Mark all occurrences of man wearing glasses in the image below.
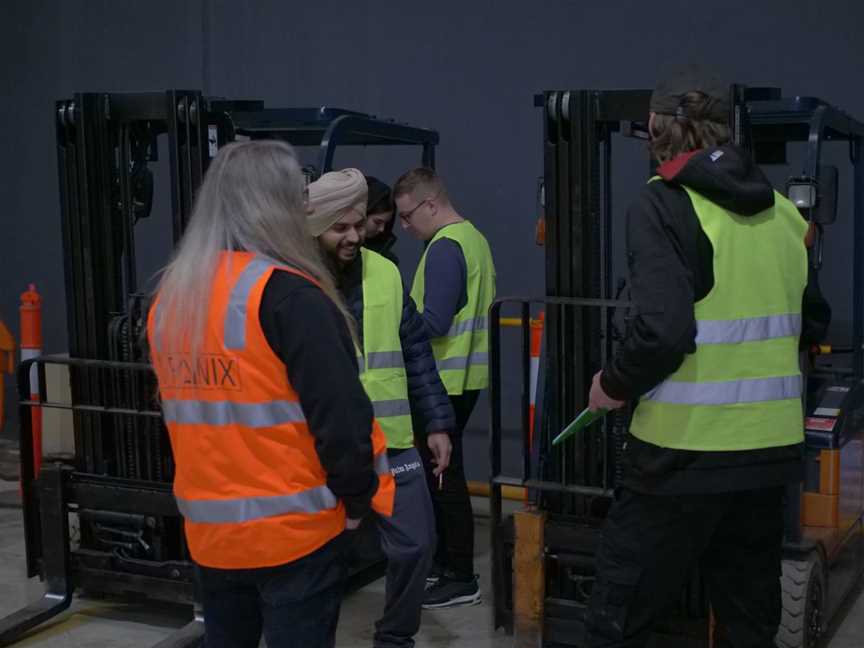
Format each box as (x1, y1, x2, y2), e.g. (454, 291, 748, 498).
(393, 168, 496, 609)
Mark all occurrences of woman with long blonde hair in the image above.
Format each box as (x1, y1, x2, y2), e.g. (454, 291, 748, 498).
(147, 140, 393, 648)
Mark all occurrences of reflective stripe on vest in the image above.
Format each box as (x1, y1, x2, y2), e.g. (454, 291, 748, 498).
(436, 351, 489, 372)
(695, 313, 801, 345)
(161, 399, 306, 427)
(374, 451, 391, 475)
(643, 375, 802, 406)
(448, 316, 488, 337)
(358, 350, 405, 374)
(178, 485, 338, 523)
(224, 257, 277, 350)
(178, 450, 391, 524)
(373, 399, 412, 418)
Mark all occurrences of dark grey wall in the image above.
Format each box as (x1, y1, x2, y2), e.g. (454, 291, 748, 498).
(3, 1, 864, 466)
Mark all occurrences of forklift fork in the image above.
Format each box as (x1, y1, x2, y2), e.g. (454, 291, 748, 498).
(0, 464, 73, 646)
(0, 461, 205, 648)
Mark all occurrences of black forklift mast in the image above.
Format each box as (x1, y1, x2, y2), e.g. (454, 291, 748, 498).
(0, 90, 438, 648)
(491, 89, 655, 644)
(490, 88, 864, 646)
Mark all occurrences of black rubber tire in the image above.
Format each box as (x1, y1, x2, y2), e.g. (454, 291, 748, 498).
(776, 556, 826, 648)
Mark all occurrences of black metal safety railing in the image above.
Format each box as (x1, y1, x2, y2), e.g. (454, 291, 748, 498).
(15, 355, 179, 578)
(489, 296, 632, 509)
(488, 296, 633, 635)
(0, 355, 197, 647)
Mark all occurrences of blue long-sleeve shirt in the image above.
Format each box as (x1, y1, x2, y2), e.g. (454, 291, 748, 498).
(418, 238, 467, 338)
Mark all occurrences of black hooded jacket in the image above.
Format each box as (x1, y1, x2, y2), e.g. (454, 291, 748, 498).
(364, 176, 400, 265)
(603, 145, 831, 495)
(364, 230, 399, 266)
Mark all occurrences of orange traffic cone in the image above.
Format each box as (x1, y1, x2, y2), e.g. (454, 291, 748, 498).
(528, 312, 544, 445)
(20, 285, 42, 475)
(0, 320, 14, 434)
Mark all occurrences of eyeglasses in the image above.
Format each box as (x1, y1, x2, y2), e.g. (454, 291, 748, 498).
(399, 193, 438, 221)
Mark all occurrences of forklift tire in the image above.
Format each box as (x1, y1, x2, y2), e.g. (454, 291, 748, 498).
(775, 556, 825, 648)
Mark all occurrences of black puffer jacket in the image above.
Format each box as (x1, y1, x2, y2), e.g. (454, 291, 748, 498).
(339, 253, 456, 438)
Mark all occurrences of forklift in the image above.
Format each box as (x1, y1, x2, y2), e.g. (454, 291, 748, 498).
(0, 90, 438, 647)
(490, 87, 864, 647)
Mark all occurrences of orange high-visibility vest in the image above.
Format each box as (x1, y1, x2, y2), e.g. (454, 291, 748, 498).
(147, 251, 394, 569)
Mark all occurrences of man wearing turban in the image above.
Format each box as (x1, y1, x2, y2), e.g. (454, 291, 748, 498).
(308, 169, 456, 648)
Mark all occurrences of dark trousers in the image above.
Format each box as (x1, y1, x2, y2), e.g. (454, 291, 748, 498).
(196, 534, 347, 648)
(586, 487, 785, 648)
(417, 389, 480, 578)
(374, 448, 437, 648)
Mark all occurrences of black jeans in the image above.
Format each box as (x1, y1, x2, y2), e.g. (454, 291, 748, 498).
(586, 487, 785, 648)
(417, 389, 480, 578)
(196, 533, 348, 648)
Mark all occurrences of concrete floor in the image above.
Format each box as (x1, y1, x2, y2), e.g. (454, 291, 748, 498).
(0, 476, 862, 647)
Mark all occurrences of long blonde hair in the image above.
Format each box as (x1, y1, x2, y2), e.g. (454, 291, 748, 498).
(152, 140, 355, 354)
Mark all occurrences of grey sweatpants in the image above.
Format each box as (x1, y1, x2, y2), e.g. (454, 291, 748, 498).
(374, 447, 437, 648)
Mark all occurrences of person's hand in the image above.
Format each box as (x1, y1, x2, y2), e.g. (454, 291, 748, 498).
(588, 371, 625, 412)
(346, 517, 362, 530)
(427, 432, 452, 477)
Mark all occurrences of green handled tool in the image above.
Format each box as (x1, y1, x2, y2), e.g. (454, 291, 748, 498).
(552, 407, 608, 446)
